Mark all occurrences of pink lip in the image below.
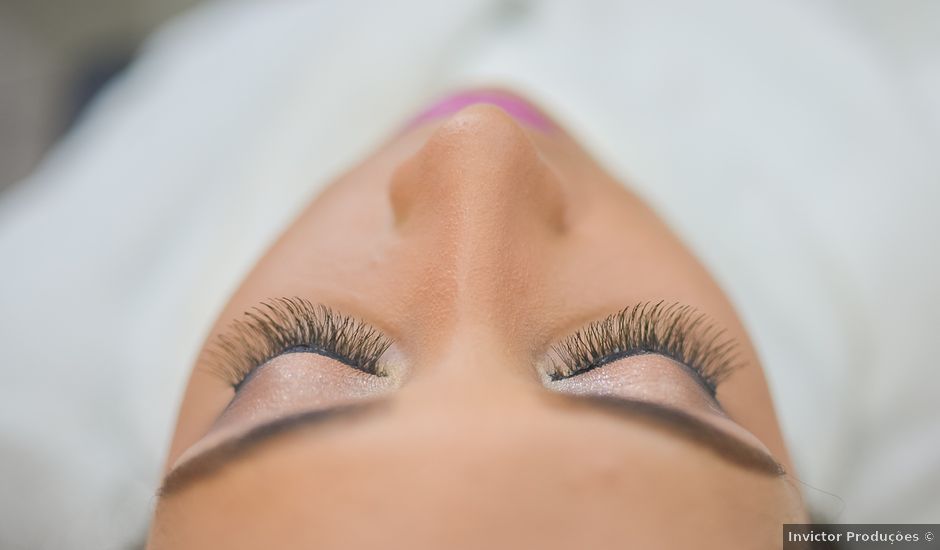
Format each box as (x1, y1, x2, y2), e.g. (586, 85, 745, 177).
(406, 89, 555, 131)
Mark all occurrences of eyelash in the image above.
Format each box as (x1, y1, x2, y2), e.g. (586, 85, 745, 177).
(206, 297, 393, 390)
(207, 298, 736, 397)
(546, 301, 738, 397)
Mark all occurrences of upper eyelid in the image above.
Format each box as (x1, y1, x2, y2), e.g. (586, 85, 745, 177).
(545, 301, 740, 397)
(202, 298, 393, 389)
(544, 350, 727, 413)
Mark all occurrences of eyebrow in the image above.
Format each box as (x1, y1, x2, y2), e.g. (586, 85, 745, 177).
(159, 393, 785, 497)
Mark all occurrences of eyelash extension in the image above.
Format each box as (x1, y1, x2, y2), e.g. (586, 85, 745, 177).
(546, 301, 739, 397)
(205, 297, 393, 390)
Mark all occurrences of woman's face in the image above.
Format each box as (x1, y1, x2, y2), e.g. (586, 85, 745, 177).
(149, 92, 804, 549)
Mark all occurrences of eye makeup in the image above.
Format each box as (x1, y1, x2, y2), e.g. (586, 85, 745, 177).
(543, 301, 739, 400)
(206, 297, 393, 391)
(208, 298, 737, 410)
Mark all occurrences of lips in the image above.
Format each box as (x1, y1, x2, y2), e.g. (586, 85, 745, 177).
(406, 89, 556, 131)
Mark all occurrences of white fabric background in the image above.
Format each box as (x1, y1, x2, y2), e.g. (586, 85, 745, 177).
(1, 0, 938, 547)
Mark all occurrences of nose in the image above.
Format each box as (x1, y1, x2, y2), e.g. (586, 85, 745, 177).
(391, 104, 567, 230)
(388, 104, 568, 368)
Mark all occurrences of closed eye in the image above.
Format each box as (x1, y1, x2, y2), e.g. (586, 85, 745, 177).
(203, 297, 393, 391)
(544, 301, 739, 400)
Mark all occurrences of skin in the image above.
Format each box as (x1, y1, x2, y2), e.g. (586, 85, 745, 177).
(148, 94, 806, 549)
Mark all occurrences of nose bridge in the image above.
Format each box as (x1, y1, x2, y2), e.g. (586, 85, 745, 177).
(399, 319, 545, 407)
(390, 105, 566, 337)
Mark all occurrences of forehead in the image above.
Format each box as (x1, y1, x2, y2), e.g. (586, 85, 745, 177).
(154, 404, 798, 549)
